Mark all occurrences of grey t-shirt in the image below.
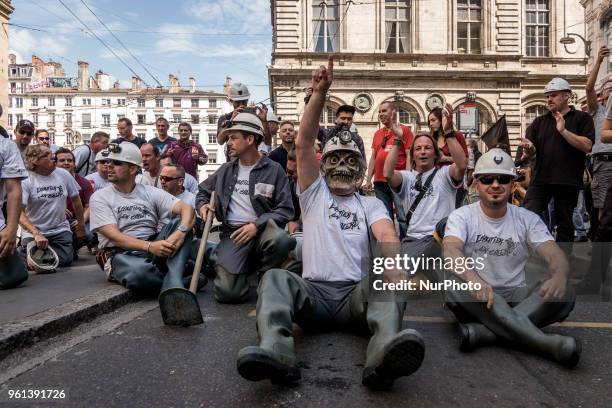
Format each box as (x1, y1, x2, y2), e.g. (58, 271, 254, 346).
(0, 137, 28, 230)
(90, 184, 178, 249)
(85, 172, 111, 191)
(226, 163, 258, 227)
(596, 99, 612, 154)
(21, 167, 80, 238)
(184, 173, 199, 194)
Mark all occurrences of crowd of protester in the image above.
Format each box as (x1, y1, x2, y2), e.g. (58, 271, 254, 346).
(2, 52, 612, 388)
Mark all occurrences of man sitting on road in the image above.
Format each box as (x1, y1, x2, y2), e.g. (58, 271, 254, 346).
(160, 157, 199, 194)
(89, 143, 196, 294)
(196, 112, 294, 304)
(86, 151, 112, 191)
(0, 136, 28, 289)
(384, 115, 466, 280)
(443, 148, 580, 367)
(236, 58, 425, 390)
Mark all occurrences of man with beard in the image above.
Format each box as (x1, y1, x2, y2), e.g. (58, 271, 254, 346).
(148, 117, 176, 155)
(196, 112, 294, 304)
(12, 119, 35, 161)
(520, 78, 594, 246)
(384, 112, 466, 280)
(268, 120, 295, 171)
(89, 143, 195, 294)
(236, 57, 425, 390)
(442, 148, 580, 367)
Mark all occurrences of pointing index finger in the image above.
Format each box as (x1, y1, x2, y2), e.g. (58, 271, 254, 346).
(327, 55, 334, 82)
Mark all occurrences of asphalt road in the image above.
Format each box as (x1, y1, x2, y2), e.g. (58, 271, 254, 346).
(1, 286, 611, 408)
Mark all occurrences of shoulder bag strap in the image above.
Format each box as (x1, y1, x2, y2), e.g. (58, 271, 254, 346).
(405, 168, 439, 228)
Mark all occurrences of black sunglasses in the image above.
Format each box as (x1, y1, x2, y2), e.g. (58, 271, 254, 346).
(19, 130, 34, 137)
(108, 159, 128, 166)
(477, 175, 514, 185)
(38, 137, 50, 141)
(97, 160, 110, 165)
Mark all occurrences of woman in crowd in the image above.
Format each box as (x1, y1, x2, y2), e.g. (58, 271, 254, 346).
(19, 145, 85, 269)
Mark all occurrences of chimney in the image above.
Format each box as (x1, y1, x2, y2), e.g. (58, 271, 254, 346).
(223, 76, 232, 95)
(169, 74, 180, 93)
(95, 70, 110, 91)
(77, 61, 89, 91)
(8, 54, 16, 64)
(131, 75, 141, 91)
(189, 77, 196, 93)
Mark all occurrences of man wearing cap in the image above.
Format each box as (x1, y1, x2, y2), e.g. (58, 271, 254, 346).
(13, 119, 35, 161)
(574, 47, 612, 294)
(268, 120, 295, 171)
(89, 142, 196, 294)
(443, 148, 580, 367)
(318, 104, 366, 160)
(73, 131, 110, 177)
(113, 118, 146, 148)
(236, 57, 425, 390)
(196, 112, 294, 304)
(0, 135, 29, 289)
(85, 150, 112, 191)
(520, 77, 594, 245)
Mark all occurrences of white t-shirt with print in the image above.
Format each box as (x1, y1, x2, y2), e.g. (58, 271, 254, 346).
(21, 167, 80, 238)
(85, 172, 111, 191)
(397, 166, 459, 239)
(90, 184, 178, 249)
(0, 137, 28, 231)
(445, 203, 553, 288)
(226, 163, 258, 227)
(299, 176, 390, 282)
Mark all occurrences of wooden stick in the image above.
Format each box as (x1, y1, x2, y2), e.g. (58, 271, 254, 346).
(189, 192, 215, 294)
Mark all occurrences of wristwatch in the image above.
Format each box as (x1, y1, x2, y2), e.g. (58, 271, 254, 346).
(177, 224, 190, 233)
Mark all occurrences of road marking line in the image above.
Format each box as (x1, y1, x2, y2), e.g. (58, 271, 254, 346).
(247, 310, 612, 329)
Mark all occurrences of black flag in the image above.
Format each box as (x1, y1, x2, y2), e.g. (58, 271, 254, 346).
(481, 115, 510, 154)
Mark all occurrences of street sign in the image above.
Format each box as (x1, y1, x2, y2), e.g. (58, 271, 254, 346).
(457, 105, 479, 133)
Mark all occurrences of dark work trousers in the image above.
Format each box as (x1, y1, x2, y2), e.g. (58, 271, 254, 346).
(523, 185, 579, 243)
(374, 181, 406, 240)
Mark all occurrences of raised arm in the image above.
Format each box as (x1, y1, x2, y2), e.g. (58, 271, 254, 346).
(586, 47, 609, 113)
(383, 116, 405, 189)
(296, 56, 334, 192)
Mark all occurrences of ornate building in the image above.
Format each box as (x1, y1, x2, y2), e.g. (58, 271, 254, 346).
(582, 0, 612, 86)
(268, 0, 588, 154)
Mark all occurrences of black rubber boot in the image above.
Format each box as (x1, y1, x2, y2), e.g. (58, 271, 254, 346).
(237, 346, 300, 385)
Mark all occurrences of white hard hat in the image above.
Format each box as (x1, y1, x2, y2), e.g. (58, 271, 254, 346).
(321, 134, 363, 162)
(218, 112, 264, 141)
(228, 82, 250, 102)
(266, 110, 280, 123)
(101, 142, 142, 167)
(26, 241, 59, 273)
(474, 148, 517, 178)
(544, 77, 571, 94)
(95, 150, 107, 162)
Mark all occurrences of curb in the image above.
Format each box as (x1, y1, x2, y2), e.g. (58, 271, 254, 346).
(0, 286, 136, 361)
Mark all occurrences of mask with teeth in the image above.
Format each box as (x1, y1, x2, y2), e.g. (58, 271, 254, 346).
(321, 151, 364, 194)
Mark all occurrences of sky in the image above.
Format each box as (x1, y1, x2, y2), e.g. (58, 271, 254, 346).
(8, 0, 273, 102)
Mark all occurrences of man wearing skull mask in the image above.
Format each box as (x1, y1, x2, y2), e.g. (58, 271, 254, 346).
(236, 57, 425, 390)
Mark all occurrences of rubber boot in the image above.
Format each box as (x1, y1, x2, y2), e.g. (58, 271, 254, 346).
(0, 251, 28, 290)
(160, 230, 193, 292)
(362, 301, 425, 390)
(458, 323, 498, 352)
(255, 219, 295, 276)
(237, 269, 305, 384)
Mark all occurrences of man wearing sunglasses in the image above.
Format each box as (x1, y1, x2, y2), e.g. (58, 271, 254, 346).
(13, 119, 35, 161)
(89, 142, 196, 294)
(196, 112, 294, 304)
(85, 151, 111, 191)
(160, 164, 195, 209)
(443, 148, 580, 367)
(35, 129, 59, 154)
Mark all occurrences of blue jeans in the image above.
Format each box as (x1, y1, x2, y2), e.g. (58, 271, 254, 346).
(374, 182, 406, 240)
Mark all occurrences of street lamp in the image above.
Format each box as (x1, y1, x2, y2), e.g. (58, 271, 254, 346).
(560, 33, 591, 57)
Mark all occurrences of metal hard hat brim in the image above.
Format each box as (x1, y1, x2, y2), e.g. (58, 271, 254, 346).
(218, 124, 264, 140)
(473, 168, 518, 178)
(104, 151, 142, 167)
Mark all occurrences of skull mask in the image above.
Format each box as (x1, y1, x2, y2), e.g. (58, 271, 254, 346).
(321, 151, 364, 194)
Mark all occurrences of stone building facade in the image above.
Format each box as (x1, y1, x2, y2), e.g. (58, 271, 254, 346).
(582, 0, 612, 86)
(268, 0, 589, 155)
(7, 56, 231, 179)
(0, 0, 13, 128)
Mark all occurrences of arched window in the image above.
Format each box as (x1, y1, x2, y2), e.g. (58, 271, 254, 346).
(396, 104, 419, 132)
(525, 105, 547, 127)
(320, 103, 338, 129)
